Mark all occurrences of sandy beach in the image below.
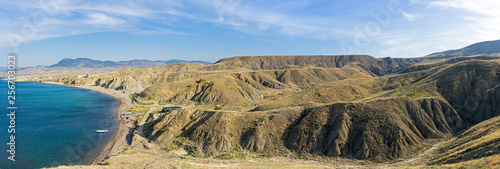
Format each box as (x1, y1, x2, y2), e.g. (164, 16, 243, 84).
(43, 82, 134, 165)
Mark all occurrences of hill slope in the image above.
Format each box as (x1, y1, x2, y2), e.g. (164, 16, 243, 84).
(51, 54, 500, 163)
(215, 55, 421, 76)
(425, 39, 500, 59)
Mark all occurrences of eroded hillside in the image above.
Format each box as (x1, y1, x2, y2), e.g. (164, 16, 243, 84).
(51, 55, 500, 167)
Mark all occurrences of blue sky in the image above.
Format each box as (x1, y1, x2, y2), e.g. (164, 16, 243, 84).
(1, 0, 499, 67)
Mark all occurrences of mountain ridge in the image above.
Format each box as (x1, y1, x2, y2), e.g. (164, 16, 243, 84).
(49, 58, 212, 68)
(425, 39, 500, 59)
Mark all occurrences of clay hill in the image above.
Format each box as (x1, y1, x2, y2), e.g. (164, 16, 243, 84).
(47, 40, 500, 168)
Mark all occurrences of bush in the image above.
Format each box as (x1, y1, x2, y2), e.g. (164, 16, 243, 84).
(485, 150, 494, 156)
(197, 79, 207, 83)
(185, 150, 197, 157)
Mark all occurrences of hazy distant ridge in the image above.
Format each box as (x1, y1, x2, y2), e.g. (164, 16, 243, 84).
(50, 58, 212, 68)
(425, 39, 500, 59)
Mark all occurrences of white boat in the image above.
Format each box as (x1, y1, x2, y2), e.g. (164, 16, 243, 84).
(96, 130, 108, 133)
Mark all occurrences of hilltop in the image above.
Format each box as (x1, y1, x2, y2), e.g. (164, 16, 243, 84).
(425, 39, 500, 59)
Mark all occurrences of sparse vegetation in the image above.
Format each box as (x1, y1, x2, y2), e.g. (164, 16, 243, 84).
(204, 152, 215, 158)
(259, 151, 272, 158)
(138, 102, 155, 105)
(118, 151, 137, 155)
(403, 89, 434, 98)
(164, 145, 179, 152)
(214, 149, 246, 159)
(185, 150, 198, 157)
(129, 106, 149, 113)
(180, 163, 198, 169)
(295, 153, 305, 159)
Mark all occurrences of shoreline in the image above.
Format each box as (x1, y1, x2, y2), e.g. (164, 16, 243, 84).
(42, 82, 134, 165)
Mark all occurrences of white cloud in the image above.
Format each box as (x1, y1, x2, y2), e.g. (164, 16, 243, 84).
(426, 0, 500, 40)
(187, 0, 343, 39)
(401, 12, 415, 21)
(83, 13, 125, 25)
(373, 0, 500, 58)
(0, 1, 187, 48)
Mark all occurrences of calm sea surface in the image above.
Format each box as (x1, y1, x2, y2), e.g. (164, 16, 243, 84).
(0, 81, 119, 169)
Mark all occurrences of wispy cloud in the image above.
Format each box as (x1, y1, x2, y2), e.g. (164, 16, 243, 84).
(374, 0, 500, 58)
(2, 0, 499, 60)
(83, 13, 125, 25)
(401, 12, 415, 21)
(187, 0, 348, 39)
(0, 0, 186, 48)
(0, 0, 351, 48)
(418, 0, 500, 41)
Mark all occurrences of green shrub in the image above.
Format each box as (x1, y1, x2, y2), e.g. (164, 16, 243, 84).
(485, 150, 494, 156)
(185, 150, 197, 157)
(197, 79, 206, 83)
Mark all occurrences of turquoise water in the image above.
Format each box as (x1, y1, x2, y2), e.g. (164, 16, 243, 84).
(0, 81, 119, 168)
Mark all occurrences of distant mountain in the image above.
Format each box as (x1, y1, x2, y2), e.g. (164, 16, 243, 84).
(0, 66, 31, 72)
(425, 39, 500, 59)
(8, 58, 211, 76)
(49, 58, 211, 68)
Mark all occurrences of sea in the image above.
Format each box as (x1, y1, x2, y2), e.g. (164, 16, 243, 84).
(0, 81, 119, 169)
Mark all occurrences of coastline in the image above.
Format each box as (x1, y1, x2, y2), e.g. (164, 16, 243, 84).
(42, 82, 134, 165)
